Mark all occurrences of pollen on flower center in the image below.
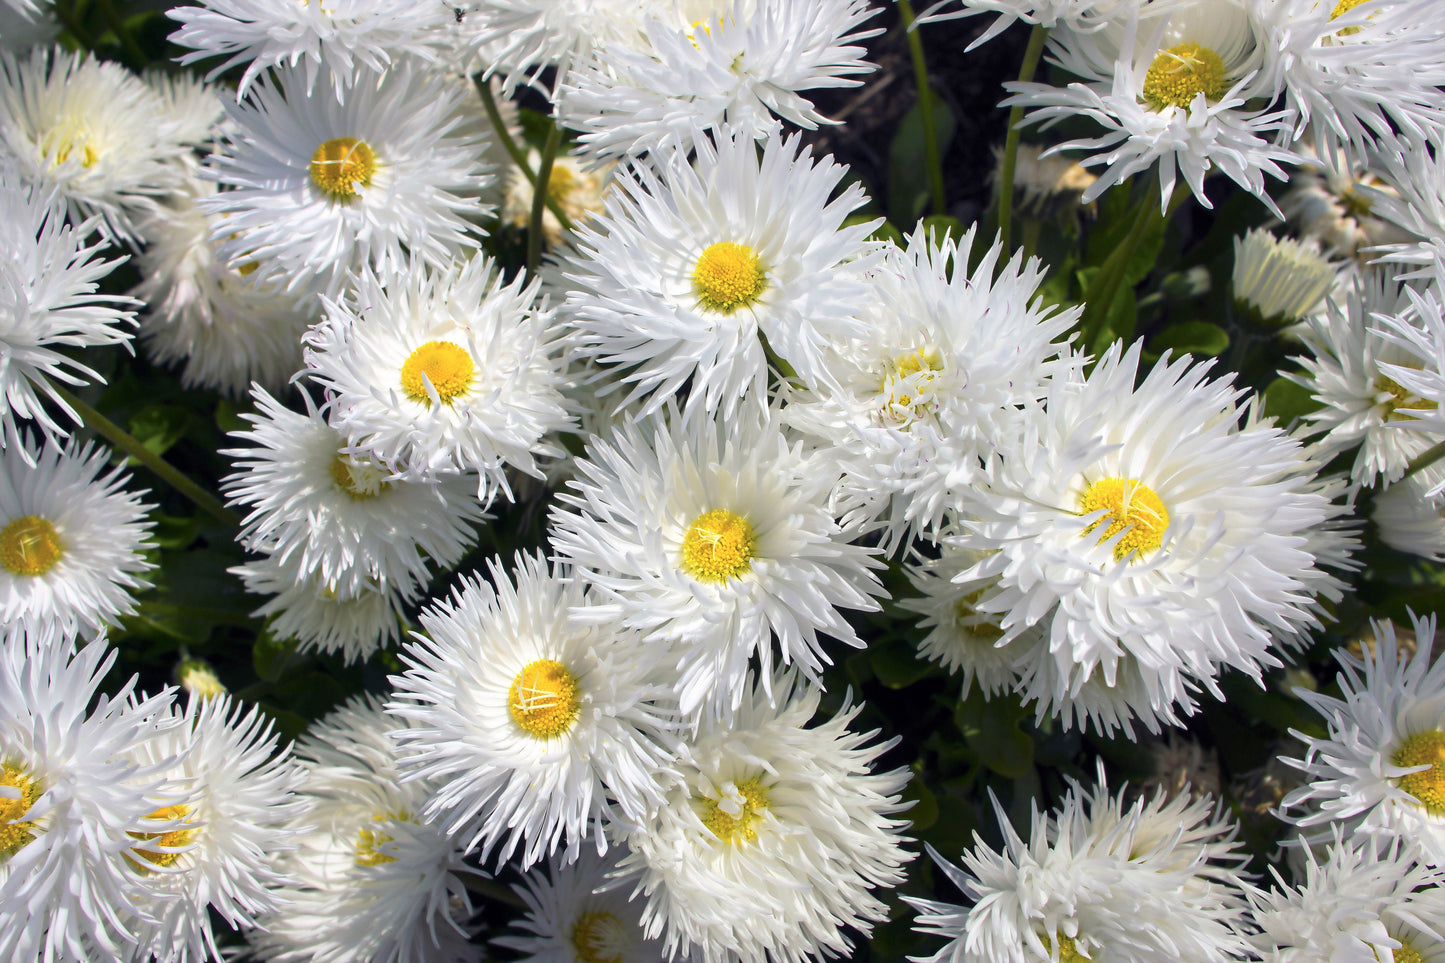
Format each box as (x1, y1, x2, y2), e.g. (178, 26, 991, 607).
(400, 340, 475, 404)
(43, 127, 98, 170)
(1376, 374, 1437, 421)
(1142, 41, 1229, 111)
(699, 778, 770, 844)
(1079, 477, 1170, 562)
(692, 242, 765, 313)
(329, 452, 391, 499)
(1, 515, 63, 577)
(1392, 728, 1445, 815)
(1330, 0, 1369, 18)
(1045, 932, 1087, 963)
(508, 659, 581, 739)
(0, 764, 41, 861)
(1389, 941, 1426, 963)
(881, 347, 946, 420)
(309, 137, 376, 199)
(571, 911, 626, 963)
(128, 804, 199, 870)
(954, 587, 1004, 644)
(355, 811, 407, 867)
(680, 509, 755, 583)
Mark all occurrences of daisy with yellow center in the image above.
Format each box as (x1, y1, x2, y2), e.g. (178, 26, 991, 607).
(680, 509, 755, 583)
(498, 850, 663, 962)
(0, 515, 64, 577)
(399, 340, 475, 405)
(128, 804, 200, 871)
(692, 242, 765, 313)
(308, 137, 376, 199)
(0, 764, 41, 861)
(1142, 41, 1229, 111)
(508, 660, 582, 740)
(697, 778, 770, 844)
(1079, 477, 1170, 562)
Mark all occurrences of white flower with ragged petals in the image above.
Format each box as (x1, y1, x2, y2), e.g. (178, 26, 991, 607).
(456, 0, 657, 89)
(1373, 473, 1445, 561)
(200, 61, 493, 297)
(143, 71, 227, 148)
(494, 849, 662, 963)
(562, 127, 880, 420)
(614, 675, 911, 963)
(548, 404, 885, 725)
(917, 0, 1137, 49)
(1279, 151, 1415, 263)
(304, 254, 571, 502)
(388, 552, 682, 869)
(1365, 272, 1445, 493)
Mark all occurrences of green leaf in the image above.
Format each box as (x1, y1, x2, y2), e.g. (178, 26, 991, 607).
(954, 690, 1034, 779)
(901, 771, 939, 831)
(920, 215, 965, 245)
(215, 398, 249, 436)
(1149, 321, 1230, 358)
(253, 633, 292, 682)
(1086, 188, 1167, 286)
(870, 638, 933, 689)
(149, 512, 201, 551)
(1263, 376, 1322, 426)
(887, 92, 956, 225)
(128, 404, 192, 458)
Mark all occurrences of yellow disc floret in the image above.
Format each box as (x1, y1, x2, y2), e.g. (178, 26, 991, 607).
(571, 911, 626, 963)
(1, 516, 63, 577)
(692, 242, 765, 313)
(699, 778, 770, 844)
(329, 452, 392, 499)
(128, 804, 198, 870)
(356, 811, 408, 867)
(1392, 728, 1445, 815)
(508, 660, 581, 739)
(1142, 41, 1229, 111)
(309, 137, 376, 199)
(1079, 477, 1170, 562)
(0, 764, 41, 861)
(1376, 374, 1438, 422)
(881, 347, 946, 420)
(1331, 0, 1369, 18)
(1043, 932, 1087, 963)
(400, 340, 475, 404)
(680, 509, 755, 583)
(1388, 941, 1426, 963)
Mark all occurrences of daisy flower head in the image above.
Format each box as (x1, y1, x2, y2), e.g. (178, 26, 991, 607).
(917, 0, 1137, 49)
(0, 46, 190, 242)
(562, 125, 881, 420)
(548, 403, 885, 725)
(454, 0, 655, 91)
(168, 0, 453, 100)
(495, 848, 663, 962)
(200, 60, 493, 296)
(1373, 473, 1445, 562)
(1003, 0, 1300, 214)
(249, 693, 482, 963)
(387, 551, 683, 869)
(142, 71, 227, 149)
(1279, 611, 1445, 868)
(1279, 150, 1415, 263)
(949, 340, 1341, 735)
(613, 673, 912, 963)
(0, 165, 137, 451)
(223, 384, 485, 598)
(304, 253, 571, 501)
(0, 434, 155, 642)
(1231, 226, 1336, 325)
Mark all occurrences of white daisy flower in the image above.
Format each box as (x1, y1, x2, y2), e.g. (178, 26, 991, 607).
(556, 0, 882, 162)
(1247, 830, 1445, 963)
(248, 694, 483, 963)
(1279, 611, 1445, 868)
(494, 849, 663, 963)
(1373, 473, 1445, 562)
(142, 71, 227, 148)
(548, 404, 885, 724)
(223, 385, 485, 598)
(0, 435, 155, 641)
(949, 341, 1342, 735)
(387, 551, 683, 869)
(0, 46, 189, 242)
(0, 632, 180, 961)
(613, 674, 912, 963)
(0, 4, 59, 50)
(1367, 135, 1445, 276)
(303, 253, 571, 501)
(561, 126, 880, 419)
(123, 694, 307, 963)
(0, 165, 137, 451)
(907, 771, 1252, 963)
(454, 0, 655, 90)
(168, 0, 453, 100)
(1279, 151, 1415, 264)
(917, 0, 1138, 49)
(200, 61, 493, 296)
(1231, 227, 1336, 325)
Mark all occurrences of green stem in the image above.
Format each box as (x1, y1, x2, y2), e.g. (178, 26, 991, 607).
(1403, 440, 1445, 482)
(1077, 172, 1180, 355)
(96, 0, 149, 70)
(1020, 217, 1042, 262)
(51, 0, 98, 50)
(526, 121, 562, 275)
(48, 382, 241, 529)
(898, 0, 946, 217)
(472, 75, 576, 235)
(997, 23, 1048, 255)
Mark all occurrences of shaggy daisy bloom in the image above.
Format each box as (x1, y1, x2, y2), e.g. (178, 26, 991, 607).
(1247, 830, 1445, 963)
(1373, 474, 1445, 562)
(0, 632, 180, 961)
(388, 552, 682, 868)
(918, 0, 1137, 49)
(200, 61, 492, 296)
(562, 127, 880, 419)
(169, 0, 453, 99)
(949, 340, 1342, 735)
(0, 46, 189, 242)
(456, 0, 656, 90)
(0, 166, 137, 451)
(1003, 0, 1300, 214)
(502, 146, 613, 248)
(304, 254, 571, 500)
(223, 385, 484, 597)
(249, 694, 482, 963)
(143, 71, 227, 148)
(1, 435, 155, 641)
(1279, 612, 1445, 868)
(1231, 227, 1336, 325)
(549, 404, 884, 724)
(779, 223, 1079, 547)
(613, 674, 911, 963)
(123, 694, 306, 963)
(1279, 150, 1414, 263)
(495, 849, 662, 962)
(907, 772, 1252, 963)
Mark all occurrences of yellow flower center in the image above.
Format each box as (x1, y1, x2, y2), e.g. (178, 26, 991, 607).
(1331, 0, 1369, 18)
(1142, 41, 1229, 111)
(508, 660, 581, 739)
(128, 804, 199, 870)
(355, 811, 407, 867)
(329, 453, 391, 499)
(399, 340, 475, 404)
(1392, 729, 1445, 815)
(309, 137, 376, 199)
(1044, 933, 1086, 963)
(43, 126, 98, 169)
(692, 242, 765, 313)
(571, 911, 626, 963)
(177, 659, 227, 698)
(1386, 942, 1426, 963)
(881, 347, 946, 420)
(1, 516, 63, 577)
(680, 509, 755, 583)
(0, 764, 41, 862)
(1377, 375, 1437, 421)
(1079, 477, 1170, 562)
(548, 163, 577, 204)
(954, 587, 1004, 643)
(699, 778, 769, 844)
